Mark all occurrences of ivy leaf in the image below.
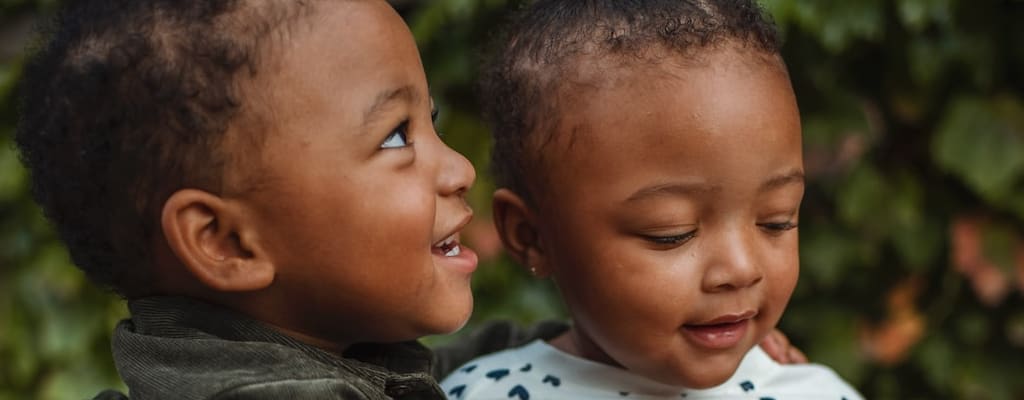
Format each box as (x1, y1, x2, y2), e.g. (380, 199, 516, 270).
(897, 0, 952, 32)
(786, 0, 884, 52)
(932, 96, 1024, 216)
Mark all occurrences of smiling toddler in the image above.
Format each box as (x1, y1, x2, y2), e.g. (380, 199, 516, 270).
(441, 0, 864, 398)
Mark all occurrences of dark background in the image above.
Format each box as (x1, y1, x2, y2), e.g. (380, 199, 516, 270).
(1, 0, 1023, 398)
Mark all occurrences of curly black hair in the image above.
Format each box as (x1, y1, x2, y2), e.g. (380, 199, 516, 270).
(481, 0, 782, 204)
(15, 0, 319, 297)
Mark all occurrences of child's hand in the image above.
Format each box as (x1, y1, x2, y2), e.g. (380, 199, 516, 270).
(760, 329, 808, 364)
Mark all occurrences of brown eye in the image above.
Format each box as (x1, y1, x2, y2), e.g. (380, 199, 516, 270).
(380, 120, 410, 149)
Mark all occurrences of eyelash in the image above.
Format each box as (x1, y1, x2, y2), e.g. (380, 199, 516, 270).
(379, 120, 410, 149)
(380, 106, 441, 149)
(759, 221, 799, 233)
(644, 230, 697, 245)
(644, 221, 798, 245)
(431, 107, 446, 138)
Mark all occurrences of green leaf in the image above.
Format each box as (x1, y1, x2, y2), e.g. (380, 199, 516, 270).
(836, 164, 888, 231)
(897, 0, 952, 32)
(1006, 312, 1024, 349)
(956, 312, 990, 347)
(800, 228, 858, 290)
(786, 0, 884, 52)
(932, 96, 1024, 215)
(913, 334, 955, 392)
(759, 0, 797, 29)
(0, 134, 27, 203)
(907, 37, 947, 86)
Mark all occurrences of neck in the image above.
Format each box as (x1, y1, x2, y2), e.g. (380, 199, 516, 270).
(194, 290, 355, 357)
(261, 319, 352, 357)
(549, 326, 622, 367)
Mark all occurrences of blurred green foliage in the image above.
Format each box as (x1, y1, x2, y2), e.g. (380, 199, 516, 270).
(2, 0, 1023, 399)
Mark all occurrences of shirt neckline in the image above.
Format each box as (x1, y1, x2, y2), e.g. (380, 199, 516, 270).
(518, 339, 781, 397)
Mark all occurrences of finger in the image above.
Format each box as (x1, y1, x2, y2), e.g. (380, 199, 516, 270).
(787, 347, 808, 364)
(759, 331, 785, 363)
(773, 329, 791, 348)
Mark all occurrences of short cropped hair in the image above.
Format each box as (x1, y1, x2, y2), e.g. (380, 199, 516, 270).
(481, 0, 782, 204)
(16, 0, 318, 297)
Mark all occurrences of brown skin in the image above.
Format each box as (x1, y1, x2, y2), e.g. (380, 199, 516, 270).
(495, 47, 804, 388)
(149, 0, 808, 368)
(156, 0, 478, 353)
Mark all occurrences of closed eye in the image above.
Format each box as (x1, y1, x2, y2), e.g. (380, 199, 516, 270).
(380, 120, 411, 149)
(643, 230, 697, 246)
(758, 221, 798, 233)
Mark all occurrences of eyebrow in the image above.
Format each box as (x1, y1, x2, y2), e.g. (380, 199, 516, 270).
(760, 169, 805, 192)
(625, 181, 721, 203)
(625, 169, 805, 203)
(362, 85, 416, 127)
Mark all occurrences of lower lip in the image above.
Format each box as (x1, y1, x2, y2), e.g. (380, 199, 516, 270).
(433, 244, 478, 274)
(681, 319, 750, 350)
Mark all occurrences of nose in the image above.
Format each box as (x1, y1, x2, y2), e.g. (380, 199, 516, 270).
(701, 225, 764, 292)
(436, 140, 476, 197)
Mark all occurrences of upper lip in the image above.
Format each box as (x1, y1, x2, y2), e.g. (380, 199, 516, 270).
(687, 310, 758, 326)
(433, 211, 474, 247)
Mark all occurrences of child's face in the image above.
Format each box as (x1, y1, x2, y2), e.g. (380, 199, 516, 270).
(231, 1, 477, 345)
(536, 49, 802, 387)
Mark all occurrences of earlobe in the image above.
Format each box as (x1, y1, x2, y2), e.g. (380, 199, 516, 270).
(161, 189, 275, 292)
(493, 188, 550, 278)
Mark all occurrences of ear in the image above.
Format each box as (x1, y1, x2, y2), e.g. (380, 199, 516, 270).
(161, 189, 274, 292)
(493, 188, 550, 278)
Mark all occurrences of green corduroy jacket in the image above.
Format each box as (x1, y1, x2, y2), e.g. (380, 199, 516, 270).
(93, 296, 566, 400)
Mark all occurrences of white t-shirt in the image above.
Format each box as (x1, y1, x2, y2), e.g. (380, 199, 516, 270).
(441, 340, 863, 399)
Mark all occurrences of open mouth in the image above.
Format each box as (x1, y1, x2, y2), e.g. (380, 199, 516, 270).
(684, 320, 747, 333)
(433, 234, 462, 257)
(681, 311, 757, 349)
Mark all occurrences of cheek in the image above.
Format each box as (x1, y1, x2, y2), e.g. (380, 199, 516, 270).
(764, 237, 800, 306)
(267, 176, 437, 266)
(555, 239, 698, 327)
(351, 182, 437, 257)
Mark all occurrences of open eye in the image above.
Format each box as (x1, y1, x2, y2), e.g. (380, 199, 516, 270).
(431, 106, 446, 138)
(380, 121, 410, 149)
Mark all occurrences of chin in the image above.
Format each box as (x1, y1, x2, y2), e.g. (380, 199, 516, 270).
(650, 357, 742, 389)
(681, 370, 735, 389)
(422, 298, 474, 335)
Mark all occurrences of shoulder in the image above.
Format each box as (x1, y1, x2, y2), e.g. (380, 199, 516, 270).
(767, 363, 864, 399)
(440, 344, 528, 399)
(441, 340, 587, 400)
(694, 346, 863, 400)
(211, 378, 377, 400)
(440, 340, 651, 400)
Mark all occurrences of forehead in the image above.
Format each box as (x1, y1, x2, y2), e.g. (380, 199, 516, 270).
(236, 0, 426, 133)
(280, 1, 421, 85)
(222, 0, 426, 184)
(536, 47, 801, 199)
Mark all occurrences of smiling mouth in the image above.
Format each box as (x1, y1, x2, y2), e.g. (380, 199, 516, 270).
(688, 310, 758, 326)
(433, 234, 461, 257)
(681, 311, 757, 350)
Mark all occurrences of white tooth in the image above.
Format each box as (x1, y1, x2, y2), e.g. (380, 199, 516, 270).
(445, 245, 461, 257)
